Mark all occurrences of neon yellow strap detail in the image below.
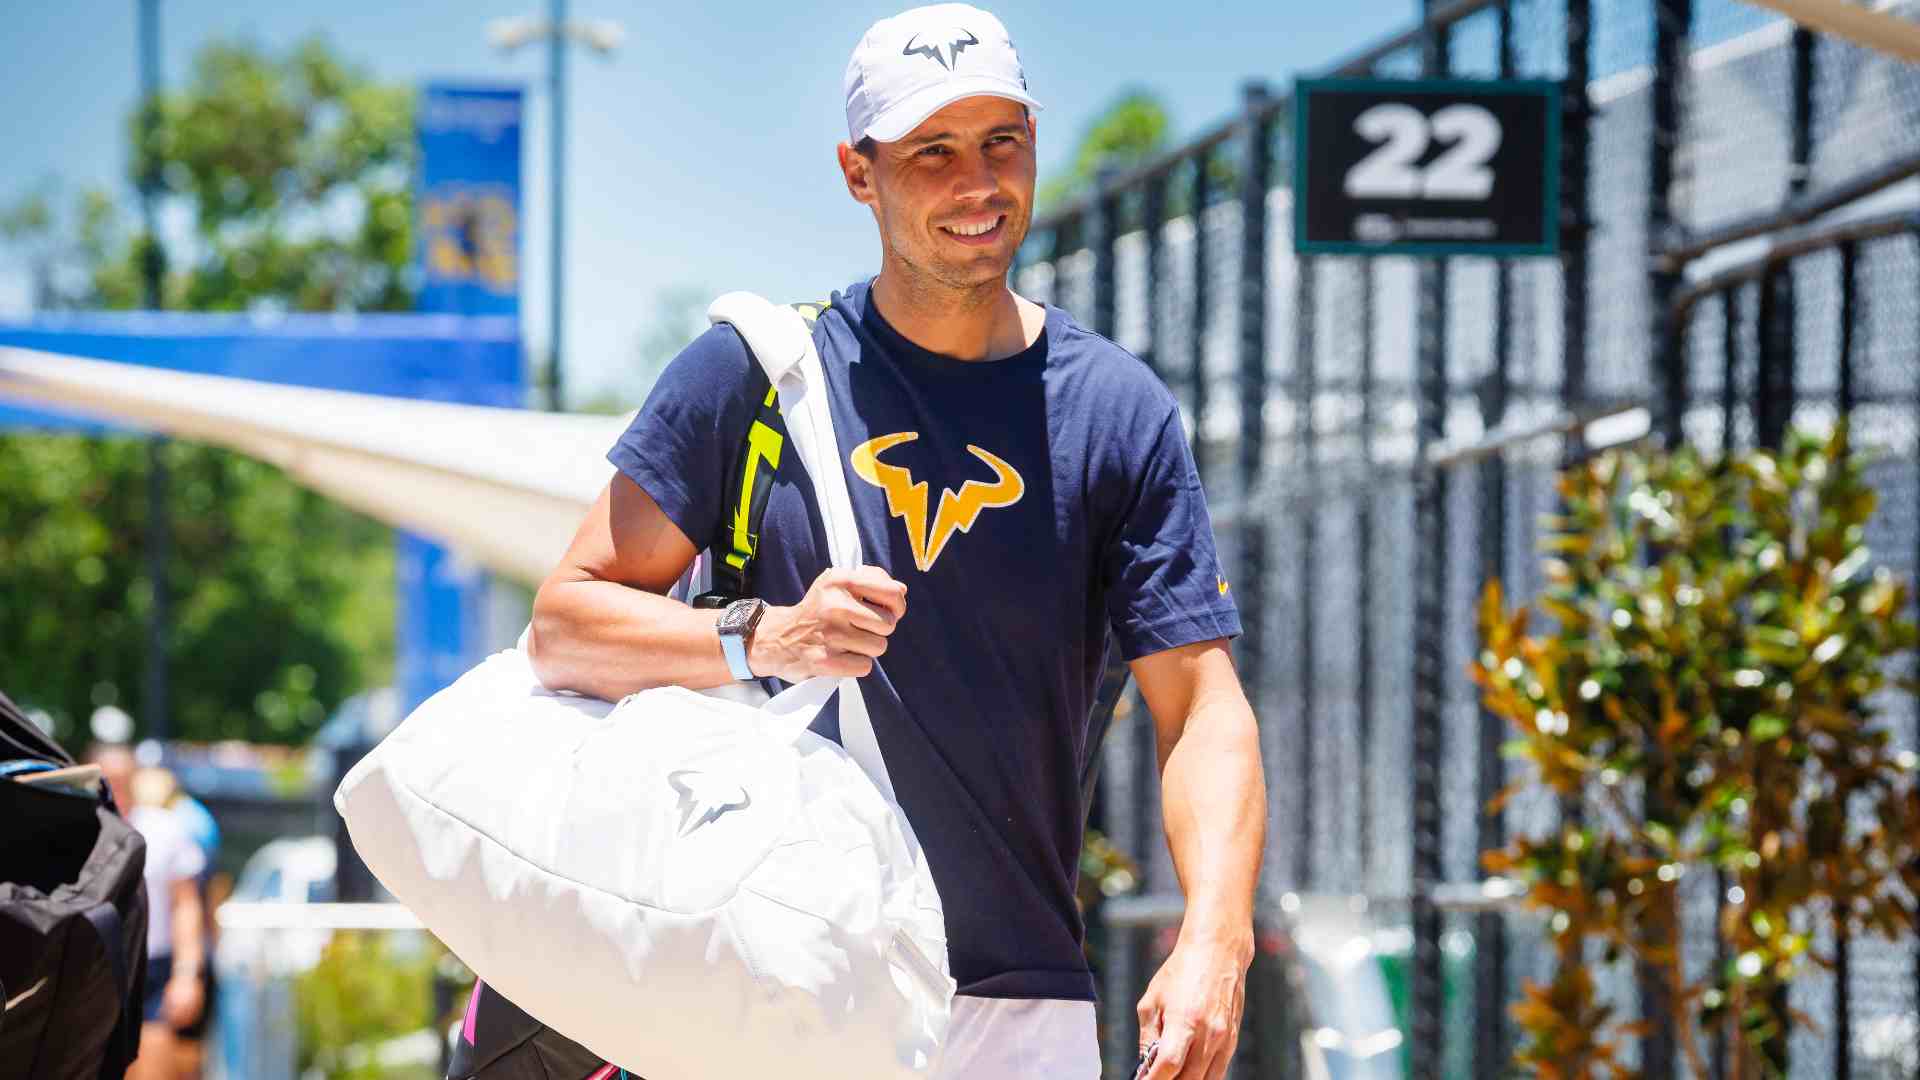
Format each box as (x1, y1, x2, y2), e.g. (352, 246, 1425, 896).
(725, 419, 784, 570)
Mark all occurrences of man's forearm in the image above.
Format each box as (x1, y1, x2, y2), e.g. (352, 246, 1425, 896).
(529, 579, 736, 701)
(1159, 695, 1266, 947)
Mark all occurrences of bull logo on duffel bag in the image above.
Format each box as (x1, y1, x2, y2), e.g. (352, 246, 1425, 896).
(668, 769, 751, 836)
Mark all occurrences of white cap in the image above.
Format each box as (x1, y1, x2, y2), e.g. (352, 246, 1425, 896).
(844, 4, 1042, 145)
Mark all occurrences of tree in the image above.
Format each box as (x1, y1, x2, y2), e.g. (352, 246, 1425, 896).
(137, 36, 416, 312)
(1037, 90, 1171, 213)
(0, 35, 415, 746)
(0, 183, 133, 310)
(0, 185, 57, 309)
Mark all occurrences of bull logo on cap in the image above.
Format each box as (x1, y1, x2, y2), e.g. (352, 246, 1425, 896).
(902, 28, 979, 71)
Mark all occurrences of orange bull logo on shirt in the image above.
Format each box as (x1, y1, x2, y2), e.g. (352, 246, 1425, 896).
(850, 432, 1025, 573)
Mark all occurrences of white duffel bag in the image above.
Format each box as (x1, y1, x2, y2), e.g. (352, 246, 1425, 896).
(333, 293, 953, 1079)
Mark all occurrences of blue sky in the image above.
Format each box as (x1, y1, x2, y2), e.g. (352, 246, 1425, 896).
(1, 0, 1419, 402)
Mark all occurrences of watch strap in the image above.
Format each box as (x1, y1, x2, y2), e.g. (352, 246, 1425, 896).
(719, 631, 755, 682)
(717, 598, 763, 682)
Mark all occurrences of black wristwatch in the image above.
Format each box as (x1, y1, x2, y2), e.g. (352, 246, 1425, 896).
(716, 598, 767, 681)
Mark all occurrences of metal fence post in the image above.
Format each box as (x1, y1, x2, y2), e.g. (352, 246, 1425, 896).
(1913, 225, 1920, 1080)
(1089, 165, 1129, 1080)
(1190, 156, 1213, 484)
(1651, 0, 1692, 452)
(1051, 211, 1081, 304)
(1293, 244, 1318, 893)
(1410, 7, 1452, 1077)
(1409, 277, 1448, 1080)
(1756, 264, 1793, 450)
(1561, 0, 1592, 465)
(1751, 29, 1813, 456)
(1556, 0, 1595, 875)
(1144, 175, 1168, 378)
(1237, 81, 1273, 719)
(1095, 168, 1121, 341)
(1791, 28, 1815, 198)
(1357, 259, 1377, 894)
(1833, 237, 1859, 1080)
(1754, 259, 1795, 1077)
(1474, 10, 1518, 1076)
(1642, 2, 1693, 1075)
(1721, 290, 1740, 459)
(1837, 242, 1858, 419)
(1715, 288, 1740, 1080)
(1475, 278, 1513, 1079)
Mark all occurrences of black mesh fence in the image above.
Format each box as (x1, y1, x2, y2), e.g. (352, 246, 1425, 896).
(1020, 0, 1920, 1076)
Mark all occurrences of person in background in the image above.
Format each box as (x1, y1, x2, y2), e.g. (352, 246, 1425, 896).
(145, 765, 222, 1078)
(93, 746, 208, 1080)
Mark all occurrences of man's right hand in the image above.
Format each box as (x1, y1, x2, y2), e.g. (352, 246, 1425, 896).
(748, 566, 906, 682)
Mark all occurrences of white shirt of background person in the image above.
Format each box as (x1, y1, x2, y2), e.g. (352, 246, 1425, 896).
(131, 804, 205, 959)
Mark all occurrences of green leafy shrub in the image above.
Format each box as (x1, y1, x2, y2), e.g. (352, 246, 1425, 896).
(1476, 425, 1920, 1079)
(294, 931, 442, 1080)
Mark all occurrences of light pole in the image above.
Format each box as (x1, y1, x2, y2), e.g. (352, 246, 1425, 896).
(487, 4, 622, 412)
(137, 0, 171, 742)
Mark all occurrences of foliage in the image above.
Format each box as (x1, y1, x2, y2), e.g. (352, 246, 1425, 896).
(1037, 90, 1171, 213)
(295, 931, 442, 1080)
(0, 434, 394, 744)
(1477, 425, 1920, 1079)
(0, 35, 413, 746)
(1077, 827, 1141, 915)
(136, 36, 417, 312)
(1, 182, 143, 311)
(0, 185, 57, 308)
(1030, 86, 1257, 231)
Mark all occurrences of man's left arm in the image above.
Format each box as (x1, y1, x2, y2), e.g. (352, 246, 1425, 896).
(1128, 638, 1266, 1080)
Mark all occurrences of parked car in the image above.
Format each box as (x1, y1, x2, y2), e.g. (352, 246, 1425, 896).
(230, 835, 337, 906)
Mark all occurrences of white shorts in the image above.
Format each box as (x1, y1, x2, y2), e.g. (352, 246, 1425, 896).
(930, 996, 1101, 1079)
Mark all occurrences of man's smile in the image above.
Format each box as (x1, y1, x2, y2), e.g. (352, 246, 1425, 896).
(940, 213, 1007, 245)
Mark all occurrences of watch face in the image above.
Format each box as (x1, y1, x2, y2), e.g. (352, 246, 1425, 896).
(719, 599, 763, 636)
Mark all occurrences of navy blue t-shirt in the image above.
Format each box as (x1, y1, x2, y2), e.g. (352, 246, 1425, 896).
(608, 280, 1240, 1001)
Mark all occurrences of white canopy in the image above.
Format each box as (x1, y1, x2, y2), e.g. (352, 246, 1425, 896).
(0, 347, 631, 586)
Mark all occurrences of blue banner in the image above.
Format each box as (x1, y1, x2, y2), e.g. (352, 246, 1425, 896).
(403, 82, 529, 710)
(0, 311, 520, 412)
(416, 85, 524, 317)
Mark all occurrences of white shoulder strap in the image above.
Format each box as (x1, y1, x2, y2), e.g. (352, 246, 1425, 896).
(706, 293, 896, 804)
(707, 293, 863, 571)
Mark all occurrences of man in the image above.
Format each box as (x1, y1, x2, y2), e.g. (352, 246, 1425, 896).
(94, 747, 207, 1080)
(530, 5, 1266, 1077)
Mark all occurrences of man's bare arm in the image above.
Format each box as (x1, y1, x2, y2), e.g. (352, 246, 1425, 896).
(529, 475, 736, 699)
(529, 474, 905, 701)
(1128, 639, 1266, 1080)
(1133, 640, 1266, 936)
